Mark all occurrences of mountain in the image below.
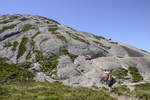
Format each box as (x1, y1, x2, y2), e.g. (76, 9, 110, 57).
(0, 14, 150, 100)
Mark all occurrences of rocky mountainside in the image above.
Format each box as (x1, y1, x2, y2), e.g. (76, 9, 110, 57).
(0, 14, 150, 99)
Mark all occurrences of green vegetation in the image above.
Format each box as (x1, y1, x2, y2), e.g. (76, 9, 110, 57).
(0, 61, 33, 84)
(67, 31, 90, 44)
(133, 83, 150, 99)
(1, 15, 20, 24)
(31, 31, 41, 39)
(17, 37, 28, 58)
(1, 20, 13, 24)
(51, 69, 58, 76)
(66, 26, 77, 31)
(34, 50, 43, 62)
(72, 34, 90, 44)
(48, 25, 68, 43)
(112, 85, 130, 96)
(0, 81, 116, 100)
(26, 51, 31, 60)
(35, 49, 77, 73)
(61, 49, 78, 61)
(9, 15, 20, 20)
(129, 66, 143, 82)
(56, 34, 68, 43)
(0, 57, 9, 62)
(3, 42, 12, 47)
(34, 49, 77, 73)
(41, 56, 59, 72)
(76, 33, 84, 38)
(21, 24, 36, 32)
(112, 68, 128, 79)
(93, 40, 111, 49)
(48, 25, 58, 32)
(11, 41, 19, 51)
(0, 58, 116, 100)
(16, 62, 32, 69)
(0, 24, 17, 33)
(31, 40, 35, 47)
(93, 34, 105, 40)
(40, 16, 60, 24)
(92, 52, 106, 59)
(40, 38, 49, 43)
(110, 41, 118, 45)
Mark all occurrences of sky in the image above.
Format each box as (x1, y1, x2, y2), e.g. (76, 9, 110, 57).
(0, 0, 150, 52)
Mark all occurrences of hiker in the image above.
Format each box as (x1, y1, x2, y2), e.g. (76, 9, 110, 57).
(104, 70, 116, 92)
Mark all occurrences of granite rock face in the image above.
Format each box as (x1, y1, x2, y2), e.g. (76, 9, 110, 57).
(0, 14, 150, 87)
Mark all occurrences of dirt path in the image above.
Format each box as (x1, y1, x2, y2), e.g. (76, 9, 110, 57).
(110, 81, 150, 100)
(110, 93, 140, 100)
(121, 80, 150, 90)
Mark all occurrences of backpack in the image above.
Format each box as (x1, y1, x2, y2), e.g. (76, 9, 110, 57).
(106, 77, 116, 87)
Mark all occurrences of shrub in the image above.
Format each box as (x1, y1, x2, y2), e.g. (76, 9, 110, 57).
(93, 40, 111, 49)
(31, 32, 41, 39)
(41, 56, 59, 72)
(31, 40, 35, 47)
(17, 37, 28, 58)
(33, 50, 43, 62)
(72, 34, 89, 44)
(40, 49, 77, 72)
(56, 34, 68, 43)
(134, 83, 150, 100)
(92, 52, 106, 59)
(26, 50, 31, 60)
(67, 31, 89, 44)
(11, 41, 18, 51)
(0, 57, 9, 62)
(39, 16, 60, 24)
(3, 42, 12, 47)
(110, 41, 118, 45)
(93, 34, 105, 40)
(21, 24, 36, 32)
(112, 85, 130, 96)
(129, 66, 143, 82)
(0, 62, 33, 84)
(9, 15, 20, 20)
(48, 25, 68, 43)
(61, 49, 78, 61)
(1, 15, 19, 24)
(0, 24, 17, 33)
(48, 25, 58, 32)
(1, 20, 12, 24)
(40, 38, 49, 43)
(112, 68, 128, 79)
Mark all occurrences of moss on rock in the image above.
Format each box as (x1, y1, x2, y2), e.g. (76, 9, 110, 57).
(129, 66, 143, 82)
(11, 41, 18, 51)
(3, 42, 12, 47)
(112, 68, 128, 79)
(26, 50, 31, 60)
(21, 24, 36, 32)
(0, 24, 17, 33)
(67, 31, 89, 44)
(31, 31, 41, 39)
(17, 37, 28, 58)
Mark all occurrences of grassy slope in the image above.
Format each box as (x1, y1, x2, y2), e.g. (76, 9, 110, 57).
(0, 82, 117, 100)
(0, 58, 116, 100)
(133, 83, 150, 99)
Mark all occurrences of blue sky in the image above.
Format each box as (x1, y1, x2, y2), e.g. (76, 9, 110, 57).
(0, 0, 150, 52)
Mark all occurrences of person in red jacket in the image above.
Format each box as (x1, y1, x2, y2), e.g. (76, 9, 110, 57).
(104, 70, 112, 92)
(105, 72, 110, 80)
